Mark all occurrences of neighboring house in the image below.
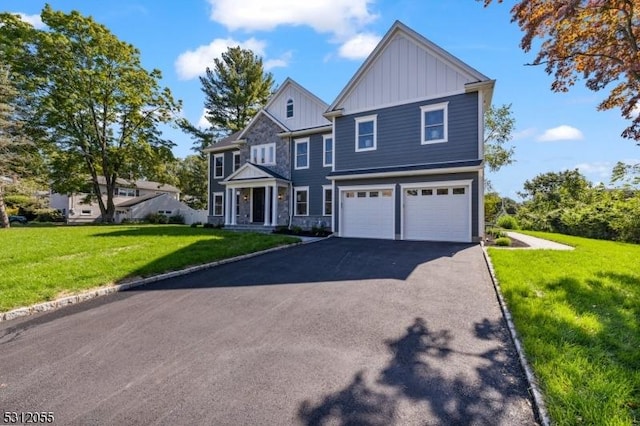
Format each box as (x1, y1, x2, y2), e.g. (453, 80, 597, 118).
(206, 21, 494, 242)
(50, 177, 196, 223)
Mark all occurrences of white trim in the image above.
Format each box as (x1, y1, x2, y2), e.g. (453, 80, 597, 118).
(264, 77, 329, 119)
(327, 164, 482, 181)
(278, 124, 333, 138)
(338, 183, 396, 191)
(478, 90, 484, 159)
(323, 134, 334, 167)
(421, 102, 449, 144)
(212, 192, 224, 216)
(331, 180, 336, 232)
(213, 153, 224, 179)
(337, 91, 464, 117)
(207, 152, 211, 216)
(322, 184, 332, 216)
(238, 109, 289, 140)
(293, 186, 309, 216)
(233, 152, 241, 172)
(355, 115, 377, 152)
(294, 138, 310, 170)
(400, 180, 472, 242)
(479, 168, 485, 239)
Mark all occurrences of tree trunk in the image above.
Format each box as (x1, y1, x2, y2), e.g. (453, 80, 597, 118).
(0, 187, 10, 229)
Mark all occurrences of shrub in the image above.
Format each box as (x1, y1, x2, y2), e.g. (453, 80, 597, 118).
(34, 208, 64, 222)
(486, 227, 506, 238)
(145, 213, 169, 224)
(494, 237, 512, 246)
(291, 226, 302, 235)
(190, 222, 201, 228)
(496, 215, 519, 230)
(203, 223, 214, 228)
(168, 214, 185, 224)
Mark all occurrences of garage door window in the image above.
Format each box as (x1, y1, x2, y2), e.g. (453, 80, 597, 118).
(437, 188, 448, 195)
(421, 189, 433, 196)
(407, 189, 418, 196)
(382, 190, 392, 197)
(453, 187, 466, 195)
(345, 191, 355, 198)
(357, 191, 367, 198)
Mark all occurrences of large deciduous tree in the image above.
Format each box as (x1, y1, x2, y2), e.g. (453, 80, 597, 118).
(0, 5, 181, 223)
(0, 64, 33, 228)
(483, 0, 640, 143)
(484, 103, 516, 172)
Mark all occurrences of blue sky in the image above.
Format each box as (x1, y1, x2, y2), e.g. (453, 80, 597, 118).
(6, 0, 640, 198)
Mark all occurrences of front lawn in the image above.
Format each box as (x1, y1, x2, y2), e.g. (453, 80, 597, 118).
(0, 225, 298, 312)
(488, 232, 639, 425)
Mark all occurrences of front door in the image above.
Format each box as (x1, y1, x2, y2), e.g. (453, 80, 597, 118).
(252, 187, 265, 223)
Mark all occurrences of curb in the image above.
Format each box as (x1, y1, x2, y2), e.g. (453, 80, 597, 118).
(481, 244, 551, 426)
(1, 237, 324, 324)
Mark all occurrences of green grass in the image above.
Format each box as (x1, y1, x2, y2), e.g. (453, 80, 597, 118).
(0, 225, 298, 312)
(488, 231, 640, 425)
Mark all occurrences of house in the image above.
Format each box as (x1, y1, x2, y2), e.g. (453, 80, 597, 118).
(50, 177, 198, 223)
(206, 21, 494, 242)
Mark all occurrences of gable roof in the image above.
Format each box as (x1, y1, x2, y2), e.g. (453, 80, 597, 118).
(222, 162, 289, 183)
(115, 192, 163, 208)
(237, 109, 289, 140)
(203, 131, 244, 153)
(327, 20, 493, 114)
(95, 176, 180, 193)
(265, 77, 329, 115)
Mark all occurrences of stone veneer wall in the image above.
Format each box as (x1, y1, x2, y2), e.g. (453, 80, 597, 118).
(240, 114, 291, 179)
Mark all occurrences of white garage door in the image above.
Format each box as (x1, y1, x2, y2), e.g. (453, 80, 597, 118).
(341, 188, 394, 239)
(403, 184, 471, 242)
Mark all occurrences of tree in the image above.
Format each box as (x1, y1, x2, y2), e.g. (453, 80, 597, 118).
(483, 0, 640, 143)
(0, 64, 33, 228)
(484, 103, 516, 172)
(175, 155, 208, 209)
(519, 169, 591, 209)
(180, 46, 275, 149)
(0, 6, 181, 223)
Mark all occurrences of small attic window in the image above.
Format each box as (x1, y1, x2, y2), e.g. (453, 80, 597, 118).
(286, 99, 294, 118)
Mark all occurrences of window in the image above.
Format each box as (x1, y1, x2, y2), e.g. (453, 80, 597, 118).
(250, 143, 275, 165)
(422, 189, 433, 196)
(406, 189, 418, 196)
(158, 210, 172, 215)
(355, 115, 377, 152)
(421, 102, 448, 144)
(437, 188, 449, 195)
(452, 187, 466, 195)
(286, 98, 294, 118)
(80, 209, 92, 216)
(323, 135, 333, 167)
(213, 192, 223, 216)
(117, 187, 137, 197)
(382, 190, 392, 197)
(233, 152, 241, 171)
(323, 186, 332, 216)
(294, 187, 308, 216)
(214, 154, 224, 178)
(295, 138, 309, 169)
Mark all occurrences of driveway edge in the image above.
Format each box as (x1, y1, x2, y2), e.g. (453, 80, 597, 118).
(481, 245, 551, 426)
(1, 238, 322, 323)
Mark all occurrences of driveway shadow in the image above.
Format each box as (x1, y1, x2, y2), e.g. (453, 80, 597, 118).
(298, 317, 536, 425)
(127, 238, 475, 291)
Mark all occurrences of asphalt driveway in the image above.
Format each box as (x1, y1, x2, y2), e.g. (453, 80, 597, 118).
(0, 238, 537, 425)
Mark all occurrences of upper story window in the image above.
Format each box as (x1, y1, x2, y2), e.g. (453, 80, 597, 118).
(286, 99, 294, 118)
(295, 138, 309, 170)
(323, 135, 333, 167)
(355, 115, 377, 152)
(250, 143, 276, 165)
(233, 152, 241, 172)
(117, 187, 137, 197)
(421, 102, 448, 144)
(214, 153, 224, 178)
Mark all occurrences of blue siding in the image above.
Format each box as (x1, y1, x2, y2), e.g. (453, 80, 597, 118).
(334, 92, 479, 171)
(290, 132, 332, 216)
(208, 150, 237, 216)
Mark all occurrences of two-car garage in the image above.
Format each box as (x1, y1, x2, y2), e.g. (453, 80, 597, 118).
(339, 179, 473, 243)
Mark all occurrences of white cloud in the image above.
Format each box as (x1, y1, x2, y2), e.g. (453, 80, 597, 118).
(15, 12, 46, 29)
(537, 125, 584, 142)
(207, 0, 377, 37)
(197, 109, 210, 128)
(511, 127, 537, 141)
(175, 37, 267, 80)
(264, 50, 293, 70)
(575, 162, 612, 179)
(338, 33, 381, 60)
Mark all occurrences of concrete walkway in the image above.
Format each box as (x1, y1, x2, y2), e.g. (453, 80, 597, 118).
(506, 232, 574, 250)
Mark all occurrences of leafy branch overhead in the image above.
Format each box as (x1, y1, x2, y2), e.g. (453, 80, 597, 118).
(0, 5, 182, 223)
(484, 103, 516, 172)
(483, 0, 640, 143)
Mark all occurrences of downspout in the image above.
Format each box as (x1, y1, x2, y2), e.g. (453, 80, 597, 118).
(288, 136, 294, 229)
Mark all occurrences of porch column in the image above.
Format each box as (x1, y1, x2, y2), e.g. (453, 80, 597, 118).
(224, 188, 231, 225)
(230, 187, 237, 225)
(271, 184, 278, 226)
(263, 185, 270, 226)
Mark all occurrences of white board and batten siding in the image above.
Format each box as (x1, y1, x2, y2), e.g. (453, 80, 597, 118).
(265, 78, 330, 131)
(339, 34, 477, 115)
(340, 186, 395, 240)
(402, 180, 472, 243)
